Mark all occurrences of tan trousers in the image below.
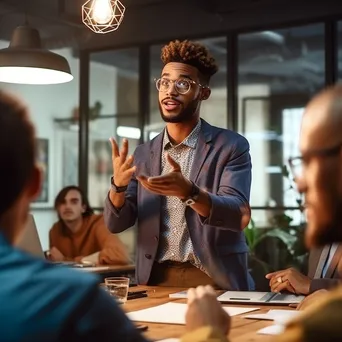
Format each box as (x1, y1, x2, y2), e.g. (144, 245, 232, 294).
(148, 261, 219, 288)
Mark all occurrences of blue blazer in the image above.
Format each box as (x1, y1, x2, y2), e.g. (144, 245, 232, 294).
(104, 119, 254, 290)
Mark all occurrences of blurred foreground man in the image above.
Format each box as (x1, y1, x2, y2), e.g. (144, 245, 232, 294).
(184, 85, 342, 342)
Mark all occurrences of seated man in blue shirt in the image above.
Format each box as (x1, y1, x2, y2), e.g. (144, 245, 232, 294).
(0, 91, 147, 342)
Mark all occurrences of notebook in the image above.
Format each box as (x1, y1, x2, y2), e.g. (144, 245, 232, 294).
(217, 291, 304, 304)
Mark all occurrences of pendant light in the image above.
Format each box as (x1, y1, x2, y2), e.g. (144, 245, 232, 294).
(82, 0, 125, 34)
(0, 25, 73, 85)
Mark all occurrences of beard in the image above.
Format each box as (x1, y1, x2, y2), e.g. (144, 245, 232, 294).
(306, 199, 342, 247)
(159, 96, 200, 123)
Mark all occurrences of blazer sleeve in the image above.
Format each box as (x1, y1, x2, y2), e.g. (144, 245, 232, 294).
(310, 278, 341, 293)
(103, 176, 138, 234)
(203, 136, 252, 232)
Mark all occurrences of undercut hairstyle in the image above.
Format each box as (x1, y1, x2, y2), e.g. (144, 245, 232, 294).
(161, 40, 219, 84)
(0, 91, 35, 218)
(54, 185, 93, 218)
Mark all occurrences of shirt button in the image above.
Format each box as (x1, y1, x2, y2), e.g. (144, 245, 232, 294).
(145, 254, 152, 259)
(171, 253, 175, 257)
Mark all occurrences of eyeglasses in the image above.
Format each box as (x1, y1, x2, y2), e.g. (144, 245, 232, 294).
(154, 77, 204, 95)
(288, 142, 342, 180)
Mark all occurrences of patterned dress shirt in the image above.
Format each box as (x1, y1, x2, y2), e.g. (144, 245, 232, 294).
(157, 120, 206, 272)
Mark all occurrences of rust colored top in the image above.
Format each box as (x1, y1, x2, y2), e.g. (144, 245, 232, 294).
(49, 214, 130, 265)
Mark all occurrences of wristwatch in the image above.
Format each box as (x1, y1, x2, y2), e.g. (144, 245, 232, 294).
(182, 181, 200, 206)
(110, 176, 128, 193)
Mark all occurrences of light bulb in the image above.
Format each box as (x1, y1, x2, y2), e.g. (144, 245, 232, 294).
(92, 0, 113, 24)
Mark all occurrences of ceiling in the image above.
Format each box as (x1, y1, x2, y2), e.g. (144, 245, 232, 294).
(0, 0, 341, 93)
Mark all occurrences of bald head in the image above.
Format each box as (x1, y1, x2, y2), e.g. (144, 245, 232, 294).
(301, 85, 342, 153)
(298, 84, 342, 248)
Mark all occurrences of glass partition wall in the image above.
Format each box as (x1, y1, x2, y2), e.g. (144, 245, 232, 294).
(71, 19, 341, 288)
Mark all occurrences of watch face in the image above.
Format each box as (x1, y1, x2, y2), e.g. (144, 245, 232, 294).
(185, 198, 195, 206)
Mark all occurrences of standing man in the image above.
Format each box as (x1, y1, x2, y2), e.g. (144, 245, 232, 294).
(49, 186, 129, 265)
(104, 40, 253, 290)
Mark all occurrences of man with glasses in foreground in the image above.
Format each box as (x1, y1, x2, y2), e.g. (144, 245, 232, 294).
(183, 84, 342, 341)
(105, 40, 253, 290)
(265, 154, 342, 297)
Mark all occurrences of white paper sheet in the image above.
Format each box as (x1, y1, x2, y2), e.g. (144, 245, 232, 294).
(257, 324, 285, 335)
(244, 309, 300, 324)
(157, 339, 180, 342)
(127, 302, 259, 324)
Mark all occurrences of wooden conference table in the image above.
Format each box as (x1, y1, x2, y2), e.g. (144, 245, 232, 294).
(123, 286, 293, 341)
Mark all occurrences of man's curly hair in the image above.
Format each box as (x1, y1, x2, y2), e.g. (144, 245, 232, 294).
(161, 40, 218, 84)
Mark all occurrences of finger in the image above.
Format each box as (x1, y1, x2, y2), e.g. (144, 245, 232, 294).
(269, 271, 289, 288)
(122, 166, 136, 180)
(121, 155, 134, 170)
(187, 288, 197, 303)
(138, 180, 165, 195)
(265, 270, 285, 279)
(109, 137, 120, 159)
(120, 139, 129, 164)
(166, 153, 181, 171)
(195, 285, 207, 298)
(273, 280, 293, 293)
(147, 175, 173, 184)
(137, 175, 148, 182)
(204, 285, 216, 296)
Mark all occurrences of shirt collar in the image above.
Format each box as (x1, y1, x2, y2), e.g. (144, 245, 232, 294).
(163, 120, 201, 150)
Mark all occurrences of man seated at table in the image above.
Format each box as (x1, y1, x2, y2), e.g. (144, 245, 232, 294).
(48, 185, 130, 265)
(265, 243, 342, 295)
(183, 84, 342, 341)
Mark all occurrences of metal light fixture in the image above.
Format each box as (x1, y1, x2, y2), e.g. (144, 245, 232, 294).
(0, 25, 73, 85)
(82, 0, 125, 34)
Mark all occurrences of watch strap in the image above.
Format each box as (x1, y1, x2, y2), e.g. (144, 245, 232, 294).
(110, 176, 128, 193)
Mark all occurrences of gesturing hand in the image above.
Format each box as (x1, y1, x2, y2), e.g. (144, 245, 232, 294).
(136, 152, 192, 199)
(265, 267, 311, 295)
(185, 285, 231, 335)
(109, 138, 136, 187)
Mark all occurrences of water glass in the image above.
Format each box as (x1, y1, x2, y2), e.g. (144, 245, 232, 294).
(104, 277, 130, 304)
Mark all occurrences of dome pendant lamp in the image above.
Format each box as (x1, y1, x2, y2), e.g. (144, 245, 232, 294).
(0, 25, 73, 85)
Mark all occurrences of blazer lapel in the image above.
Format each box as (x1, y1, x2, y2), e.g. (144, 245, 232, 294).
(308, 246, 324, 278)
(189, 120, 213, 182)
(150, 131, 163, 177)
(325, 245, 342, 278)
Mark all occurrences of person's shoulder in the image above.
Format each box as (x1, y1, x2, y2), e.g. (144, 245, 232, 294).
(2, 250, 100, 311)
(49, 220, 62, 234)
(204, 121, 249, 150)
(134, 131, 164, 154)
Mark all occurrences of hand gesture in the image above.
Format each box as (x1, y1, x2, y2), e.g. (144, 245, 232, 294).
(137, 152, 192, 199)
(185, 285, 231, 335)
(266, 267, 311, 295)
(48, 247, 65, 262)
(109, 138, 136, 187)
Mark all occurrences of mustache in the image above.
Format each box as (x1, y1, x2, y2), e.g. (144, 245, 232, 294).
(162, 97, 183, 105)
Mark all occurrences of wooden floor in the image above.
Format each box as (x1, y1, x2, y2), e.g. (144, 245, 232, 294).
(123, 286, 293, 341)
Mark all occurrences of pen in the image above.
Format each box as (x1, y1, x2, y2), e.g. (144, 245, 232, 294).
(229, 297, 251, 300)
(128, 290, 147, 296)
